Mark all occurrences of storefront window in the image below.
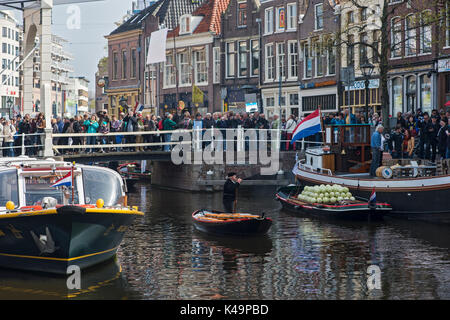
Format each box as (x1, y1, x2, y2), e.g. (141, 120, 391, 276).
(392, 77, 403, 115)
(406, 76, 416, 112)
(420, 74, 432, 114)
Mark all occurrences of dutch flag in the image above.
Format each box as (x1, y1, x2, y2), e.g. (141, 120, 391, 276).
(51, 172, 72, 188)
(290, 109, 322, 144)
(369, 188, 376, 206)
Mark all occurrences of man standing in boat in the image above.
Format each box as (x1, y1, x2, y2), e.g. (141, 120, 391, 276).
(370, 125, 384, 177)
(223, 172, 242, 213)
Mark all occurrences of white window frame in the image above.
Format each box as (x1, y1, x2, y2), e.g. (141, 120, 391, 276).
(226, 42, 236, 78)
(287, 3, 297, 31)
(213, 47, 220, 84)
(178, 51, 191, 87)
(314, 42, 323, 78)
(303, 42, 312, 79)
(405, 14, 417, 56)
(446, 2, 450, 48)
(180, 15, 191, 35)
(276, 42, 285, 80)
(314, 3, 323, 31)
(391, 16, 402, 58)
(163, 52, 176, 88)
(287, 40, 298, 80)
(194, 49, 208, 85)
(250, 39, 259, 78)
(275, 7, 285, 33)
(238, 40, 248, 78)
(265, 43, 275, 82)
(327, 42, 336, 76)
(264, 7, 274, 35)
(420, 10, 432, 54)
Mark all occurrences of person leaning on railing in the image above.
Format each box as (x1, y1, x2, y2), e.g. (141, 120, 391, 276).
(84, 115, 99, 153)
(1, 119, 15, 157)
(162, 114, 177, 152)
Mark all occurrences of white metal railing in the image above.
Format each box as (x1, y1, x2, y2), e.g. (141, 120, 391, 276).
(0, 133, 45, 156)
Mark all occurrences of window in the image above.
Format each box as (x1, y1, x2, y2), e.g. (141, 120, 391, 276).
(288, 41, 298, 79)
(303, 43, 312, 78)
(392, 77, 403, 115)
(237, 1, 247, 27)
(113, 51, 118, 80)
(265, 43, 275, 81)
(122, 50, 127, 79)
(315, 42, 323, 77)
(2, 27, 6, 37)
(405, 15, 416, 56)
(250, 39, 259, 77)
(0, 169, 19, 208)
(360, 7, 368, 22)
(194, 50, 207, 84)
(265, 7, 274, 34)
(347, 11, 354, 25)
(226, 42, 236, 78)
(287, 3, 297, 30)
(347, 35, 354, 66)
(327, 41, 336, 75)
(178, 52, 191, 86)
(359, 33, 368, 65)
(276, 42, 285, 80)
(276, 7, 286, 32)
(2, 43, 6, 53)
(420, 10, 432, 54)
(315, 4, 323, 30)
(420, 74, 432, 113)
(446, 2, 450, 47)
(213, 47, 220, 83)
(391, 17, 402, 58)
(164, 53, 176, 87)
(372, 31, 380, 63)
(180, 15, 191, 34)
(131, 48, 136, 78)
(238, 41, 248, 77)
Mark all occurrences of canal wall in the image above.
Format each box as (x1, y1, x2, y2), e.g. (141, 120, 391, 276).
(150, 151, 300, 192)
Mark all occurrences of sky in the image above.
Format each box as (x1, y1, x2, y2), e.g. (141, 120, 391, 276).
(11, 0, 134, 94)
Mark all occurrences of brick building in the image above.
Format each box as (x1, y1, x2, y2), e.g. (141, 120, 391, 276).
(298, 0, 340, 115)
(160, 0, 230, 115)
(221, 0, 261, 114)
(260, 0, 301, 119)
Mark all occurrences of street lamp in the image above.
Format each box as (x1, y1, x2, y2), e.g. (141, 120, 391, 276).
(360, 62, 374, 122)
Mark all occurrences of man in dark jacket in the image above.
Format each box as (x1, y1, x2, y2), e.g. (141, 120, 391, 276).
(424, 116, 440, 162)
(223, 172, 242, 213)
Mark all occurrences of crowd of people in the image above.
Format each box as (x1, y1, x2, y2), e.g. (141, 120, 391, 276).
(0, 107, 449, 161)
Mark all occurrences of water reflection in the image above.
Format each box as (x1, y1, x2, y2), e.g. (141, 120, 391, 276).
(0, 184, 448, 299)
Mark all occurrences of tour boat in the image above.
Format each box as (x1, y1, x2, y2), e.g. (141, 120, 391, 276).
(0, 157, 144, 274)
(192, 209, 272, 236)
(276, 185, 392, 220)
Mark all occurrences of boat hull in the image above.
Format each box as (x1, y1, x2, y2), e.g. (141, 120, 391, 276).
(0, 206, 143, 274)
(293, 164, 450, 219)
(276, 186, 389, 221)
(192, 210, 272, 236)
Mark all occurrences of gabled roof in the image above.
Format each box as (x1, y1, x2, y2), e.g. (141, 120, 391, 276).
(168, 0, 231, 38)
(109, 0, 208, 36)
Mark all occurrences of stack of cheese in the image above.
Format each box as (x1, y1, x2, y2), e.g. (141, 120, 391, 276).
(297, 184, 355, 204)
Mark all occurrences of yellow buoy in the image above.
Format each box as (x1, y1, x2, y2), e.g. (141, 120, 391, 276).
(5, 201, 15, 211)
(96, 199, 104, 208)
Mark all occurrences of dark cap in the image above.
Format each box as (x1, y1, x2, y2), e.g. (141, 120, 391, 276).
(227, 172, 237, 177)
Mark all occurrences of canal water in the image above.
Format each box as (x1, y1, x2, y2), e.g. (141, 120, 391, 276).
(0, 184, 449, 300)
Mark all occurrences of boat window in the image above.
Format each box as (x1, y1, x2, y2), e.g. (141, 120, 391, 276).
(0, 169, 19, 207)
(24, 174, 79, 206)
(82, 167, 123, 206)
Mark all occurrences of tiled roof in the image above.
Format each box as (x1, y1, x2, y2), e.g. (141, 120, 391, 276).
(168, 0, 231, 38)
(109, 0, 208, 36)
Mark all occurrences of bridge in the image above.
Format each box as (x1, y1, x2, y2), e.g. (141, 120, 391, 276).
(1, 128, 315, 191)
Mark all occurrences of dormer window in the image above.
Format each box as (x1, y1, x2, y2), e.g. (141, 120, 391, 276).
(180, 15, 191, 34)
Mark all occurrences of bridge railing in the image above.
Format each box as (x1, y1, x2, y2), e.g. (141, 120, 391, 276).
(50, 128, 323, 154)
(0, 133, 45, 156)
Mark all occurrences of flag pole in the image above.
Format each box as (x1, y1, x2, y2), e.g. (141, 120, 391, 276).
(318, 105, 325, 145)
(71, 162, 75, 204)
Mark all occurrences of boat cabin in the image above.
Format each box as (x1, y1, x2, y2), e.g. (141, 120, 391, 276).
(0, 158, 127, 212)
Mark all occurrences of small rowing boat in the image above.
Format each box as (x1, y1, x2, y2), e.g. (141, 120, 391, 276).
(192, 209, 272, 236)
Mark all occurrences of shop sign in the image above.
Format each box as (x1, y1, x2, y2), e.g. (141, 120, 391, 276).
(345, 79, 380, 91)
(438, 59, 450, 73)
